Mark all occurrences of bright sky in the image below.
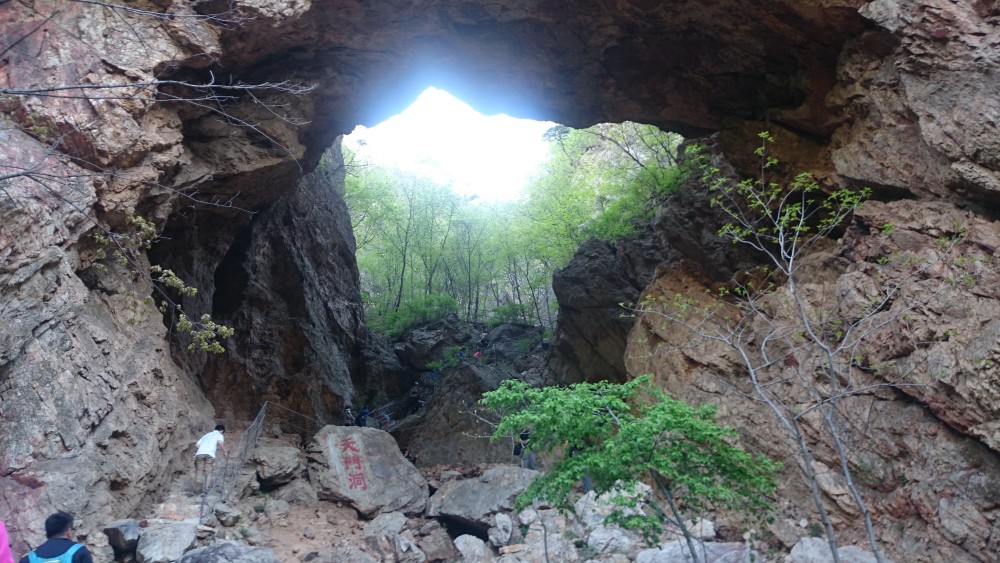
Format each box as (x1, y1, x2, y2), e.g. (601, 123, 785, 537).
(343, 87, 555, 202)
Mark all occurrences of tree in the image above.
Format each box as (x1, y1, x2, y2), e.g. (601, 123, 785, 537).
(340, 121, 686, 334)
(480, 376, 779, 563)
(634, 132, 966, 562)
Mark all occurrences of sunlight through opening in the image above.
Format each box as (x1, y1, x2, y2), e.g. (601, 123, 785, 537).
(343, 87, 555, 202)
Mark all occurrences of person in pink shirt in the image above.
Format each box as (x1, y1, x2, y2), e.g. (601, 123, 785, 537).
(0, 519, 14, 563)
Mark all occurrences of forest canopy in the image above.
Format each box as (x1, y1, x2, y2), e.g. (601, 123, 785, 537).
(332, 122, 685, 336)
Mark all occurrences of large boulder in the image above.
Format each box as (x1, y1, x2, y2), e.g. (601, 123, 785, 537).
(178, 541, 278, 563)
(102, 519, 140, 556)
(271, 478, 319, 507)
(415, 521, 459, 562)
(636, 541, 760, 563)
(789, 537, 889, 563)
(425, 467, 537, 532)
(252, 445, 302, 488)
(307, 425, 428, 517)
(391, 364, 523, 467)
(453, 535, 496, 563)
(136, 522, 198, 563)
(392, 316, 482, 369)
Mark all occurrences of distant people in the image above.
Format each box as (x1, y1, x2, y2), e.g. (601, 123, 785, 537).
(1, 519, 13, 563)
(473, 350, 482, 363)
(194, 424, 227, 494)
(18, 512, 93, 563)
(407, 384, 425, 415)
(355, 409, 371, 428)
(516, 429, 539, 470)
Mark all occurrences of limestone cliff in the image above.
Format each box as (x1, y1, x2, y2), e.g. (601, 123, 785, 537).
(1, 0, 998, 558)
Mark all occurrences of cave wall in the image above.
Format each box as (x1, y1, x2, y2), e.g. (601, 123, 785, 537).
(621, 189, 1000, 562)
(1, 0, 998, 556)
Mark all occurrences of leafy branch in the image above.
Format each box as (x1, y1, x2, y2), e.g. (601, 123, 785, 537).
(480, 376, 778, 563)
(91, 214, 235, 353)
(632, 132, 969, 563)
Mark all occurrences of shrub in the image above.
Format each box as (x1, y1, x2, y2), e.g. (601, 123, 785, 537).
(371, 293, 458, 336)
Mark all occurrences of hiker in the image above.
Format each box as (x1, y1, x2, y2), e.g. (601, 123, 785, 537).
(194, 424, 227, 494)
(18, 512, 93, 563)
(569, 443, 594, 493)
(473, 350, 482, 363)
(407, 384, 424, 415)
(1, 519, 13, 563)
(355, 408, 371, 428)
(516, 429, 539, 470)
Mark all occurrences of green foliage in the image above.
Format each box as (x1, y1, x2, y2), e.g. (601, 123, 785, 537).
(426, 345, 465, 371)
(370, 293, 458, 336)
(342, 122, 684, 334)
(479, 376, 779, 542)
(90, 214, 234, 353)
(521, 123, 685, 267)
(177, 314, 236, 354)
(515, 336, 539, 353)
(584, 165, 688, 242)
(489, 303, 528, 326)
(698, 131, 870, 266)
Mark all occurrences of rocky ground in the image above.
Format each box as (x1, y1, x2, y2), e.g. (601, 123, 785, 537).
(95, 423, 885, 563)
(86, 326, 886, 563)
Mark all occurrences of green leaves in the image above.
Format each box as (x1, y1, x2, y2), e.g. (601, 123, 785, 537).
(90, 214, 234, 353)
(479, 376, 779, 537)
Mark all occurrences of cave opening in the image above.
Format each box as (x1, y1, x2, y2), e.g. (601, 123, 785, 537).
(340, 84, 684, 339)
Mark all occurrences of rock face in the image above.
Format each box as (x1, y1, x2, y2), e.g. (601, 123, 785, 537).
(2, 0, 1000, 556)
(548, 167, 761, 384)
(620, 193, 1000, 562)
(391, 363, 524, 467)
(150, 152, 403, 424)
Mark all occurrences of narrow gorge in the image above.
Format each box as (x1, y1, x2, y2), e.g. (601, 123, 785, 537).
(2, 1, 999, 561)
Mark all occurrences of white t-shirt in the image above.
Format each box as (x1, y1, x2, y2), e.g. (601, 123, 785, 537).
(195, 430, 225, 458)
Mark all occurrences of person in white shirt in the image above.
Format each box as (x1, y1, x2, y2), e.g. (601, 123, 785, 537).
(193, 424, 227, 494)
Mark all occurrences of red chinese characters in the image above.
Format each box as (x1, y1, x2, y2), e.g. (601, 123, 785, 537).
(338, 437, 368, 491)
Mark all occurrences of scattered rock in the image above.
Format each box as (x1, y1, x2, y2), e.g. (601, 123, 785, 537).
(136, 522, 197, 563)
(416, 524, 459, 562)
(178, 540, 278, 563)
(364, 512, 408, 539)
(587, 525, 640, 557)
(425, 466, 537, 531)
(789, 537, 890, 563)
(322, 546, 378, 562)
(196, 524, 216, 540)
(103, 519, 140, 554)
(214, 504, 242, 527)
(636, 541, 760, 563)
(488, 513, 514, 547)
(272, 479, 319, 507)
(253, 446, 303, 487)
(454, 535, 496, 563)
(264, 498, 290, 521)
